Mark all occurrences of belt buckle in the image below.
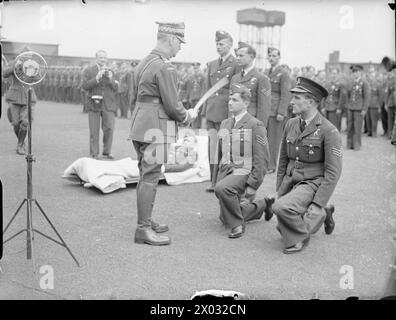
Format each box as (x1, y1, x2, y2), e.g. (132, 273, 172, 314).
(294, 160, 304, 169)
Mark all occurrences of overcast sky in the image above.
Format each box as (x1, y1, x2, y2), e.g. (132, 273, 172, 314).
(1, 0, 394, 69)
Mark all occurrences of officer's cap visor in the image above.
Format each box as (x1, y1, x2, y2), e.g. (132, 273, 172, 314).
(290, 86, 313, 95)
(176, 35, 186, 44)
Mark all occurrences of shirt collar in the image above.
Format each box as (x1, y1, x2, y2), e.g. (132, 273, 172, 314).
(233, 111, 248, 125)
(220, 51, 232, 63)
(270, 64, 279, 72)
(243, 65, 254, 75)
(301, 111, 318, 126)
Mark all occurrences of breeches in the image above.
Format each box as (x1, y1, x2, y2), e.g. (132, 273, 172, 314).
(8, 103, 33, 128)
(132, 141, 168, 228)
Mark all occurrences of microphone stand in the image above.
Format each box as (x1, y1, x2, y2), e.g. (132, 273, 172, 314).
(3, 84, 80, 267)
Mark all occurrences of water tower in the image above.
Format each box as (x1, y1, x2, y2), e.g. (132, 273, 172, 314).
(237, 8, 285, 70)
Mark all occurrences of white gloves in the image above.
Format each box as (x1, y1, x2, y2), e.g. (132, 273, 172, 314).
(186, 108, 198, 120)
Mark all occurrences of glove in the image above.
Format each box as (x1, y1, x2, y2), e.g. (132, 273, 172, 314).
(187, 108, 198, 120)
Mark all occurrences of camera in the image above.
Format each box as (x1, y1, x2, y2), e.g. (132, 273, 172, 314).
(101, 68, 112, 79)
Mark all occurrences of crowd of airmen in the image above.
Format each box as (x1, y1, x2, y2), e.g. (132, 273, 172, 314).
(293, 64, 396, 143)
(1, 61, 139, 119)
(174, 61, 396, 145)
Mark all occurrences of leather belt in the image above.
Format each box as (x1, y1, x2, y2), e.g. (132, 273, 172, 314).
(137, 95, 162, 104)
(290, 159, 322, 169)
(294, 160, 305, 169)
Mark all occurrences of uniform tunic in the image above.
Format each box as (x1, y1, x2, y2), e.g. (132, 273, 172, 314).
(230, 67, 271, 126)
(322, 79, 346, 131)
(204, 54, 240, 184)
(367, 77, 385, 136)
(346, 78, 370, 150)
(265, 65, 292, 170)
(3, 61, 37, 128)
(129, 48, 188, 228)
(214, 112, 270, 228)
(273, 112, 342, 247)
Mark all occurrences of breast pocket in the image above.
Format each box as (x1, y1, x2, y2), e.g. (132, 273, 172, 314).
(270, 76, 280, 91)
(301, 140, 323, 162)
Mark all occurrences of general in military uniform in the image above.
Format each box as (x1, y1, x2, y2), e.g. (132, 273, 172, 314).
(230, 42, 271, 126)
(346, 65, 370, 150)
(82, 50, 118, 159)
(271, 77, 342, 254)
(2, 47, 37, 155)
(129, 22, 196, 246)
(204, 30, 240, 192)
(265, 47, 291, 173)
(214, 84, 272, 239)
(321, 67, 346, 131)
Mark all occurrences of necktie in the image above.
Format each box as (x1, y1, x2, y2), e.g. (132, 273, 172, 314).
(231, 117, 236, 128)
(300, 119, 306, 132)
(219, 58, 223, 66)
(269, 67, 273, 75)
(241, 70, 245, 78)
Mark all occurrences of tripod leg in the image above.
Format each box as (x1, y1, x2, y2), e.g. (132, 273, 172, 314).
(34, 200, 81, 267)
(28, 200, 37, 273)
(3, 199, 27, 234)
(26, 199, 33, 260)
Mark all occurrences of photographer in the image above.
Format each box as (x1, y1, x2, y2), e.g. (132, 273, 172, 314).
(82, 50, 118, 159)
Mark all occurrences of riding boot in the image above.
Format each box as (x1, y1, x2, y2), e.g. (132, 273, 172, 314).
(136, 181, 158, 229)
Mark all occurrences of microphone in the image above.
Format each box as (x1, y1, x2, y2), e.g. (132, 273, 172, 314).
(13, 51, 48, 86)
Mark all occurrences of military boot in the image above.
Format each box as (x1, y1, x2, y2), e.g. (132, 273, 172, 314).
(135, 181, 171, 245)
